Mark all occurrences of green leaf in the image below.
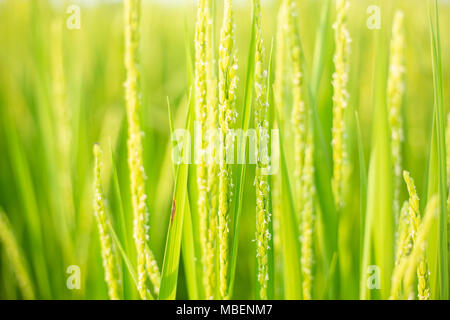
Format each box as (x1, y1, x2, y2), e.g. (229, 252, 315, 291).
(360, 16, 394, 299)
(108, 220, 139, 293)
(159, 92, 192, 300)
(302, 0, 338, 297)
(109, 144, 136, 299)
(2, 108, 52, 299)
(228, 1, 257, 298)
(276, 109, 302, 299)
(426, 0, 448, 299)
(355, 111, 367, 272)
(168, 94, 199, 300)
(158, 162, 189, 300)
(311, 0, 332, 95)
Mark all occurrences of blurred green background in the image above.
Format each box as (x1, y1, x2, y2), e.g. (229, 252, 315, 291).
(0, 0, 448, 299)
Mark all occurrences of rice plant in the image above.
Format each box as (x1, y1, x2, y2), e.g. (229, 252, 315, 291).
(0, 209, 35, 300)
(0, 0, 449, 301)
(93, 144, 121, 300)
(217, 0, 238, 300)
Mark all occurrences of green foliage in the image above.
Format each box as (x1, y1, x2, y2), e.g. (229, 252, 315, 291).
(0, 0, 448, 300)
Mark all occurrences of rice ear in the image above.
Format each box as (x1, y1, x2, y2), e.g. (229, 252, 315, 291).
(253, 0, 271, 300)
(217, 0, 238, 300)
(387, 11, 405, 221)
(0, 209, 35, 300)
(93, 144, 121, 300)
(331, 0, 351, 211)
(124, 0, 153, 300)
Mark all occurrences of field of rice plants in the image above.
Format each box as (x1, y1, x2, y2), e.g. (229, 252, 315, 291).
(0, 0, 449, 300)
